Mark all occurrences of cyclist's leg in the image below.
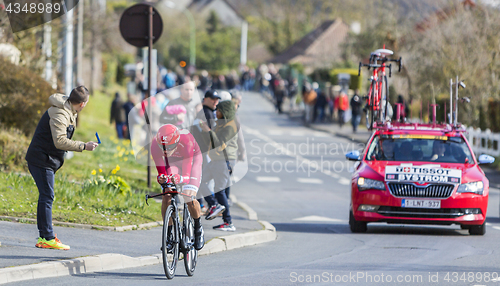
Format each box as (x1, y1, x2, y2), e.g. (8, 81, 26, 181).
(183, 186, 204, 250)
(183, 189, 201, 219)
(161, 194, 172, 221)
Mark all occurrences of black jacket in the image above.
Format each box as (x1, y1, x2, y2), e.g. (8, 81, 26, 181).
(26, 111, 75, 171)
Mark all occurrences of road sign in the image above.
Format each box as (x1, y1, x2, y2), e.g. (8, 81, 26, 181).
(119, 3, 163, 48)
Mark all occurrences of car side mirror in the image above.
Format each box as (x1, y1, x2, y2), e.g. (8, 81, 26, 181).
(478, 154, 495, 165)
(346, 150, 361, 161)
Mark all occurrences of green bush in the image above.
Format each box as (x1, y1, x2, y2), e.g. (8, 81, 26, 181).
(0, 58, 54, 135)
(0, 127, 30, 171)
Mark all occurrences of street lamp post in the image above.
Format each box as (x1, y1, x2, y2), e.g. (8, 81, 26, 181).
(163, 1, 196, 73)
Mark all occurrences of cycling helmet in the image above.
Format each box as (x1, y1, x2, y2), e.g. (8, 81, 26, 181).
(156, 124, 180, 151)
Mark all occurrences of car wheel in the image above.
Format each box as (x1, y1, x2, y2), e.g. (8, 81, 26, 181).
(349, 211, 367, 233)
(469, 223, 486, 235)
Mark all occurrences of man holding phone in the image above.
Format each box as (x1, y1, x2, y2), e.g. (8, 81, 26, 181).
(26, 86, 98, 250)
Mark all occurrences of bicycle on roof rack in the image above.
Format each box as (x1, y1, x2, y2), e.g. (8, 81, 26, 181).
(358, 48, 402, 130)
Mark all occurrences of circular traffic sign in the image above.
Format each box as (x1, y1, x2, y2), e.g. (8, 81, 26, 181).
(119, 3, 163, 48)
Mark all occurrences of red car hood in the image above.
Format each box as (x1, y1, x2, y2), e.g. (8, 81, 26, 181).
(360, 160, 488, 186)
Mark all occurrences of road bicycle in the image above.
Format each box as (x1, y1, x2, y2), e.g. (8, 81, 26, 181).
(358, 48, 402, 130)
(145, 181, 198, 279)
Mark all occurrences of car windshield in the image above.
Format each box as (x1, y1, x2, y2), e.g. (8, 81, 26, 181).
(365, 135, 474, 163)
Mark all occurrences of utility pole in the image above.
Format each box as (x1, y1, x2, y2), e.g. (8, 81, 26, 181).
(240, 20, 248, 66)
(64, 0, 74, 96)
(43, 23, 52, 83)
(76, 0, 84, 86)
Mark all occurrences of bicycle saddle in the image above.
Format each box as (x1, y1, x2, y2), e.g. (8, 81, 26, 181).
(371, 49, 394, 57)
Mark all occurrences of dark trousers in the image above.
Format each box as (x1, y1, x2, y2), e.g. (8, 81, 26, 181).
(116, 122, 125, 139)
(28, 164, 55, 241)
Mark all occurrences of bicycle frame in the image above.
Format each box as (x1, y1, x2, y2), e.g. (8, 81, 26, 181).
(358, 49, 402, 128)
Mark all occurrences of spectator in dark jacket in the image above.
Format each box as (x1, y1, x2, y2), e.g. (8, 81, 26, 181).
(274, 80, 288, 114)
(315, 90, 328, 122)
(350, 90, 363, 132)
(123, 93, 135, 139)
(110, 92, 126, 139)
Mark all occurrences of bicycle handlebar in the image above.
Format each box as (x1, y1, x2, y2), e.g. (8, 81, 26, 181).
(358, 56, 402, 77)
(145, 180, 183, 206)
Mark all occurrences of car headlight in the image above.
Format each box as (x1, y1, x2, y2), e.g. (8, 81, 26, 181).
(457, 181, 484, 195)
(357, 177, 385, 191)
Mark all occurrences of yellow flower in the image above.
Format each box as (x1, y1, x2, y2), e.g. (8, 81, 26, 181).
(91, 170, 96, 175)
(37, 110, 41, 114)
(115, 165, 120, 171)
(130, 150, 135, 155)
(116, 146, 121, 151)
(124, 157, 128, 161)
(99, 169, 102, 173)
(111, 169, 117, 175)
(125, 151, 129, 155)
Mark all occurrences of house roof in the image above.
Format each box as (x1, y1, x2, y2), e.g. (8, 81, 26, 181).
(270, 19, 349, 68)
(188, 0, 245, 21)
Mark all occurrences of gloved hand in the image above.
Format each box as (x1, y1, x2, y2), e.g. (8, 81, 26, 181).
(168, 174, 183, 184)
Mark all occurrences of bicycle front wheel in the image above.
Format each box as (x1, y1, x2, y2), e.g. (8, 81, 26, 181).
(162, 205, 179, 279)
(183, 205, 198, 276)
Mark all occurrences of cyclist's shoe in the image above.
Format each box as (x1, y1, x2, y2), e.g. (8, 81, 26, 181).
(35, 237, 45, 248)
(205, 204, 226, 220)
(38, 235, 70, 250)
(194, 225, 205, 250)
(213, 222, 236, 232)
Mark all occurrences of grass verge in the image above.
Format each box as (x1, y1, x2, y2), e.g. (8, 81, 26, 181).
(0, 172, 161, 227)
(1, 84, 163, 226)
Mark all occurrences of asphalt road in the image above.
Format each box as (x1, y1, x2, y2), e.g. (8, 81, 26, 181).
(6, 92, 500, 286)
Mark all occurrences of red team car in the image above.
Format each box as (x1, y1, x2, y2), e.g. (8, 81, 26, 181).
(346, 123, 495, 235)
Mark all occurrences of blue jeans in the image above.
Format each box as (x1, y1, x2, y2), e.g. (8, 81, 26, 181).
(352, 114, 361, 131)
(199, 160, 234, 224)
(116, 122, 125, 139)
(28, 164, 55, 241)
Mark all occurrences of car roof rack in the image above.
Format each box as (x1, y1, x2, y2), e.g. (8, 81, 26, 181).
(377, 77, 468, 133)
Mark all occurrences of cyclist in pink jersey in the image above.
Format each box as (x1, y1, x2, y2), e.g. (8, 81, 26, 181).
(151, 124, 204, 250)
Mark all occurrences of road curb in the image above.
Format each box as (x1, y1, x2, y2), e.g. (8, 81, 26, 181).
(0, 216, 163, 232)
(0, 196, 276, 284)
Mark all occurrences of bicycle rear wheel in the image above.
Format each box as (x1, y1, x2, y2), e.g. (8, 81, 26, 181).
(380, 75, 389, 122)
(182, 207, 198, 276)
(162, 205, 179, 279)
(366, 81, 376, 130)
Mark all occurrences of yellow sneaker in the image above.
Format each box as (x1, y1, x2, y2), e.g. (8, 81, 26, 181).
(39, 235, 70, 250)
(35, 237, 45, 248)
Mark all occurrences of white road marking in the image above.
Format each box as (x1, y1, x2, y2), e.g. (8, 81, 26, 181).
(293, 215, 345, 223)
(492, 226, 500, 231)
(313, 132, 329, 137)
(245, 126, 352, 182)
(339, 178, 350, 185)
(268, 130, 284, 136)
(297, 178, 323, 184)
(290, 131, 305, 136)
(256, 176, 281, 183)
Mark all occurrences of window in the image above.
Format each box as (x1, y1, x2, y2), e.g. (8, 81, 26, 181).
(366, 135, 473, 163)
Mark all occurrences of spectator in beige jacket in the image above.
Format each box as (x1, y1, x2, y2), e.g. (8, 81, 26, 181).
(25, 86, 98, 250)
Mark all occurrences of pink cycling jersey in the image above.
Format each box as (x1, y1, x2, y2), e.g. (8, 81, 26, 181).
(151, 132, 202, 187)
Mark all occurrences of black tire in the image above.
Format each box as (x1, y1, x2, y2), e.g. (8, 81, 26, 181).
(162, 205, 179, 279)
(349, 211, 367, 233)
(469, 223, 486, 235)
(183, 207, 197, 276)
(381, 76, 388, 122)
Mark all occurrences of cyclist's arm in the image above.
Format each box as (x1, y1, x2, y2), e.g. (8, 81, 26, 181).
(151, 141, 168, 176)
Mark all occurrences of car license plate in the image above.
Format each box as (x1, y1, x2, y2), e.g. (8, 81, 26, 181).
(402, 199, 441, 209)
